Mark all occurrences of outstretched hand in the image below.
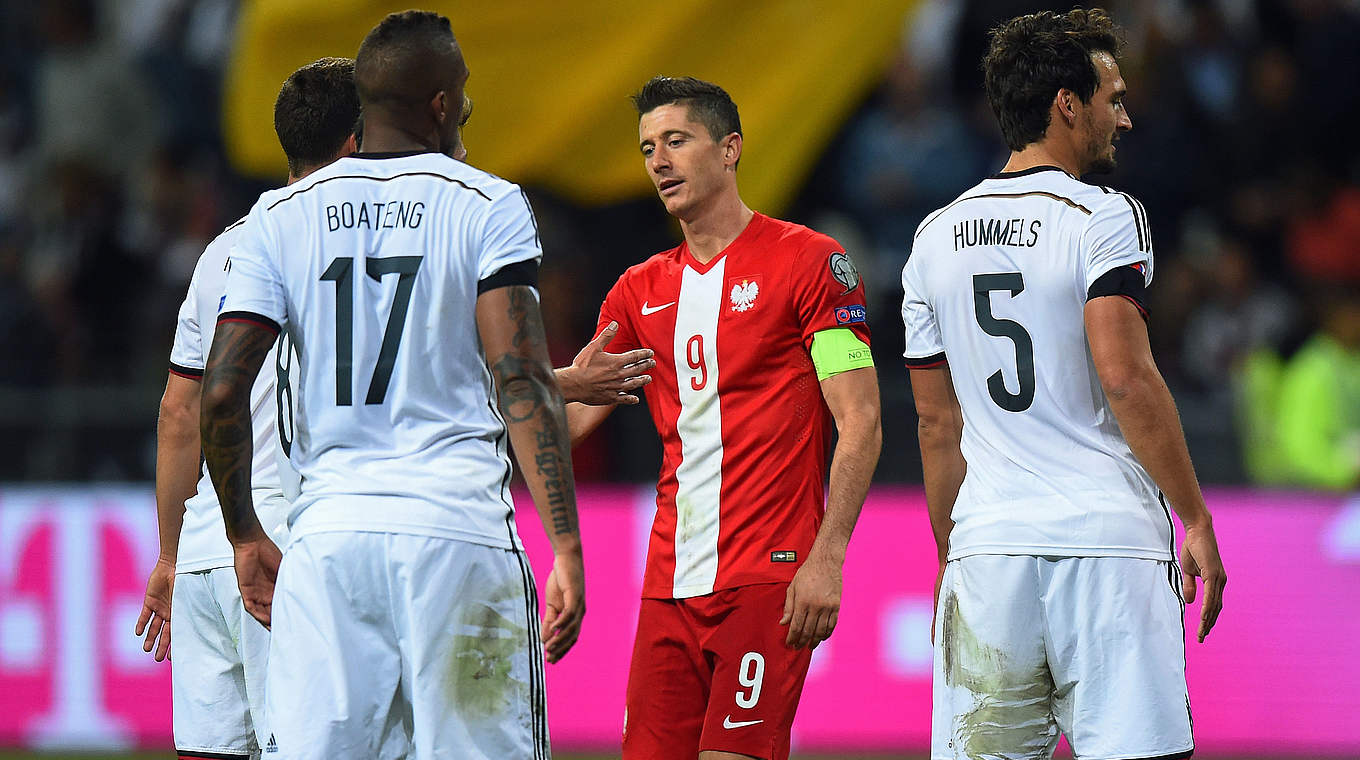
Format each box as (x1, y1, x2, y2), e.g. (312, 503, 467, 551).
(1181, 522, 1226, 642)
(135, 557, 176, 661)
(781, 551, 843, 649)
(233, 536, 282, 629)
(561, 322, 654, 406)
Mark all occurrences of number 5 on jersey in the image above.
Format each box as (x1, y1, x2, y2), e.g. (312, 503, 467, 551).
(321, 255, 423, 406)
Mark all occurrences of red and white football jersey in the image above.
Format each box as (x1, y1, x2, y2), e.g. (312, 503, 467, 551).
(597, 213, 871, 599)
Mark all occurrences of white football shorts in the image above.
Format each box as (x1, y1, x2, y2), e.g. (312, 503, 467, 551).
(264, 529, 548, 760)
(932, 554, 1193, 760)
(171, 566, 270, 759)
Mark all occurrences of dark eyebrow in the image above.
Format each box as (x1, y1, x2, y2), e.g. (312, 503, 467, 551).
(639, 129, 692, 150)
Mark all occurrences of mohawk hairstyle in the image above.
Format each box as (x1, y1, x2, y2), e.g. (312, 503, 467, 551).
(355, 10, 459, 109)
(983, 8, 1122, 151)
(631, 76, 741, 141)
(273, 57, 359, 176)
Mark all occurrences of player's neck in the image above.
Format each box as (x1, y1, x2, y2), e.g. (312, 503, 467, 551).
(358, 121, 439, 155)
(679, 195, 754, 264)
(1001, 141, 1081, 177)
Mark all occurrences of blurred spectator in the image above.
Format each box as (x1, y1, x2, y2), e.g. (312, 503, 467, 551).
(1285, 164, 1360, 285)
(1181, 223, 1298, 391)
(1271, 291, 1360, 490)
(32, 0, 161, 177)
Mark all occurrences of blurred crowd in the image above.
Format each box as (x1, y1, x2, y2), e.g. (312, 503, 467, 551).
(0, 0, 1355, 489)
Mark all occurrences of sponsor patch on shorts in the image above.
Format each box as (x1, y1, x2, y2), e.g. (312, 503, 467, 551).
(834, 304, 867, 325)
(771, 550, 797, 563)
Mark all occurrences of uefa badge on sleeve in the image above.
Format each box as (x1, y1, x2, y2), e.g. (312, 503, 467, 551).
(828, 251, 860, 295)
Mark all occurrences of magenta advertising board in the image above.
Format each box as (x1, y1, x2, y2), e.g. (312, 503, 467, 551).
(1, 485, 1357, 754)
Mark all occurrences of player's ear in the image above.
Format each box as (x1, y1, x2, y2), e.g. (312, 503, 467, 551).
(1054, 88, 1078, 127)
(429, 90, 448, 129)
(340, 132, 358, 158)
(723, 132, 742, 171)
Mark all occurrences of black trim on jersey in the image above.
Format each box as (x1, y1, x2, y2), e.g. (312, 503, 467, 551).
(221, 215, 248, 235)
(477, 259, 539, 294)
(916, 191, 1091, 238)
(1086, 265, 1148, 321)
(989, 164, 1073, 179)
(1134, 750, 1194, 760)
(905, 352, 948, 369)
(217, 310, 281, 337)
(508, 534, 549, 760)
(350, 149, 437, 160)
(176, 751, 251, 760)
(265, 171, 491, 212)
(1117, 192, 1149, 251)
(169, 363, 204, 380)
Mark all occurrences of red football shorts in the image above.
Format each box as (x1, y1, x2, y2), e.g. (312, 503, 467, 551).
(622, 582, 813, 760)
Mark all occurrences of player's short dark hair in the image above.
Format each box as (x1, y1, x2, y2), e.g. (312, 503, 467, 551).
(631, 76, 742, 141)
(982, 8, 1122, 151)
(355, 10, 460, 110)
(273, 57, 359, 176)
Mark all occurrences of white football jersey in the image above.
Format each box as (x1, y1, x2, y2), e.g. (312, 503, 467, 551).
(902, 165, 1172, 560)
(222, 151, 542, 549)
(169, 219, 293, 573)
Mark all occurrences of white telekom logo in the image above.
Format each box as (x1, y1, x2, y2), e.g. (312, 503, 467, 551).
(1, 487, 157, 749)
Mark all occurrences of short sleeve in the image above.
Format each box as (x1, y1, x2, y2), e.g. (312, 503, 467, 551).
(168, 265, 203, 379)
(1083, 191, 1154, 292)
(221, 203, 287, 334)
(594, 273, 640, 354)
(478, 187, 543, 285)
(790, 236, 872, 350)
(901, 250, 945, 368)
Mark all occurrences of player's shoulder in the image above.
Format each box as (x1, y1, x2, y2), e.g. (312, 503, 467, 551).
(195, 214, 250, 275)
(617, 242, 685, 287)
(756, 212, 841, 257)
(348, 151, 518, 203)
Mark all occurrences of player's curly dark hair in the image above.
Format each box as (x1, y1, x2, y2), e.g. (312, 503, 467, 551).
(355, 10, 458, 109)
(983, 8, 1122, 151)
(273, 57, 359, 176)
(632, 76, 742, 141)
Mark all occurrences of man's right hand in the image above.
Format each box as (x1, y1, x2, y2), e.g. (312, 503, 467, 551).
(1180, 520, 1226, 643)
(233, 536, 282, 629)
(557, 322, 654, 406)
(135, 557, 176, 661)
(541, 549, 585, 664)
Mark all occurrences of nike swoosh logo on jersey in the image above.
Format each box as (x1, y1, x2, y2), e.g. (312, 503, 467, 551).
(641, 300, 676, 315)
(722, 716, 763, 729)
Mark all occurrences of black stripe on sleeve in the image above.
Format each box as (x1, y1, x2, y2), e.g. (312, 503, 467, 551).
(1117, 192, 1147, 251)
(905, 352, 948, 369)
(1087, 265, 1148, 320)
(168, 363, 203, 380)
(477, 259, 539, 294)
(217, 310, 281, 336)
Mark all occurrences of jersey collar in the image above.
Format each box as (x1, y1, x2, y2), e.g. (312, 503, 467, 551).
(681, 212, 765, 274)
(989, 165, 1074, 180)
(351, 150, 439, 160)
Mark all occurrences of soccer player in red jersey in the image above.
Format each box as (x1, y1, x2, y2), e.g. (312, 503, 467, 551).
(568, 77, 882, 760)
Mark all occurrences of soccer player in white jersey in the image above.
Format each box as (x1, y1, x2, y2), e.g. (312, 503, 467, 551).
(201, 11, 583, 760)
(902, 9, 1227, 760)
(135, 57, 359, 760)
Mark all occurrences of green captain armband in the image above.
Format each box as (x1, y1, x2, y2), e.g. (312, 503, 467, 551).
(810, 328, 874, 381)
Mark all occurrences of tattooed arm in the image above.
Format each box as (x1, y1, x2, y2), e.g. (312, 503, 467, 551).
(476, 285, 584, 663)
(201, 318, 282, 627)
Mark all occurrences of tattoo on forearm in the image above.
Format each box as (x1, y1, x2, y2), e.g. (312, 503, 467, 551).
(201, 322, 275, 542)
(489, 285, 577, 537)
(533, 424, 573, 535)
(507, 286, 547, 351)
